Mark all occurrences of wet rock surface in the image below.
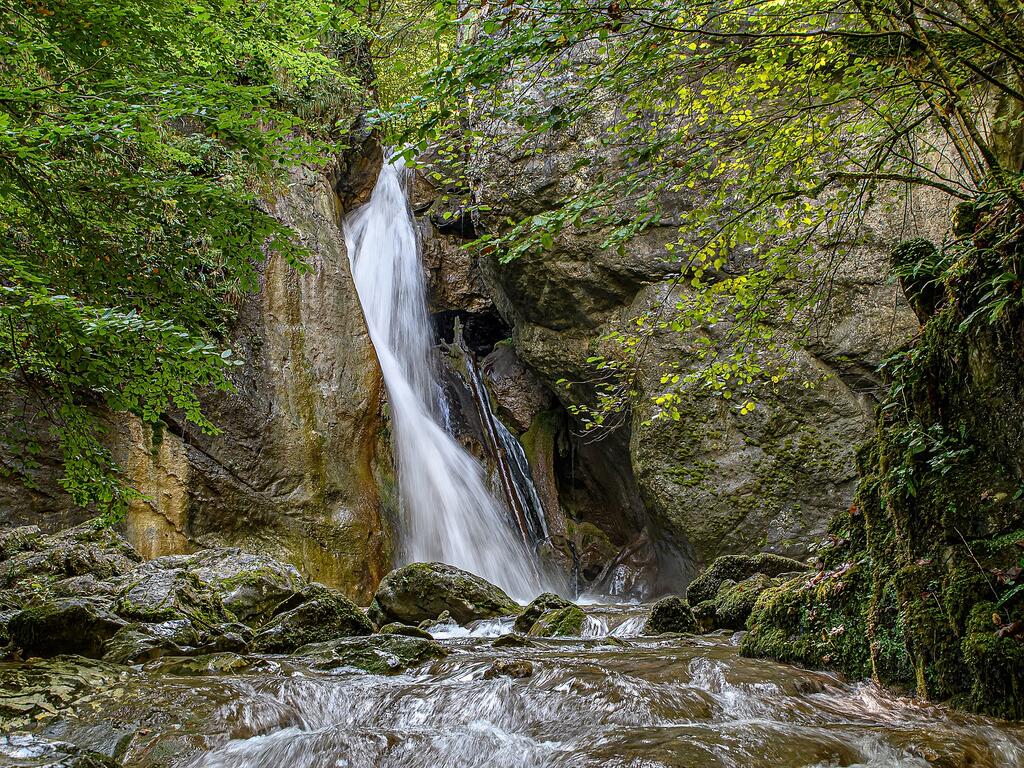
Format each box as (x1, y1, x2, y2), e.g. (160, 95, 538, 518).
(526, 605, 586, 637)
(643, 595, 698, 635)
(513, 592, 573, 633)
(686, 553, 809, 606)
(0, 522, 374, 664)
(367, 562, 520, 626)
(296, 635, 448, 675)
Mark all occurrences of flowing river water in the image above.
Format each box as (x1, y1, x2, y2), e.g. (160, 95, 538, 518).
(6, 603, 1023, 767)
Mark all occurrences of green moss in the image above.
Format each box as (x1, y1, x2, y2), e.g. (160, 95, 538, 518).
(527, 605, 585, 637)
(744, 216, 1024, 719)
(643, 595, 697, 634)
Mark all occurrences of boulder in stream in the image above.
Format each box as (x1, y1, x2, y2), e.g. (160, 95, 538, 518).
(296, 634, 447, 674)
(513, 592, 572, 633)
(483, 658, 534, 679)
(252, 583, 373, 653)
(642, 595, 697, 634)
(527, 605, 586, 637)
(686, 553, 809, 605)
(368, 562, 520, 626)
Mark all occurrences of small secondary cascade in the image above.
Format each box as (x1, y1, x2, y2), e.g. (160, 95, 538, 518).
(344, 153, 547, 599)
(446, 325, 549, 547)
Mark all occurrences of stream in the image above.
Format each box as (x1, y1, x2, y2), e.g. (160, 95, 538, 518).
(7, 603, 1023, 768)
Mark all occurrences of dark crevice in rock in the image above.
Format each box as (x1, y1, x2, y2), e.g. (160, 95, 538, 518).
(432, 309, 510, 357)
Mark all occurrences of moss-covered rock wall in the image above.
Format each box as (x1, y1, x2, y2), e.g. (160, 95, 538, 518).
(744, 197, 1024, 719)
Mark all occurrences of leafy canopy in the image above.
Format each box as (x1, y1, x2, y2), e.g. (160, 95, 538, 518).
(386, 0, 1024, 428)
(0, 0, 370, 513)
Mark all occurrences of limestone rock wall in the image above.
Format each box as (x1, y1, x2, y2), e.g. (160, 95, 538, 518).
(419, 131, 935, 585)
(0, 141, 394, 604)
(123, 147, 392, 602)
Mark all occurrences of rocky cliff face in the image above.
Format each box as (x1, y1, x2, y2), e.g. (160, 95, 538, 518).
(417, 131, 939, 589)
(0, 140, 394, 604)
(123, 144, 392, 603)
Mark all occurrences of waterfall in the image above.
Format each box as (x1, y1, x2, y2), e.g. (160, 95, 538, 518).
(344, 153, 546, 600)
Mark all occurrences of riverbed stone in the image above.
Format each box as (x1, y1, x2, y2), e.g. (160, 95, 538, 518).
(8, 598, 126, 658)
(491, 632, 536, 648)
(0, 735, 119, 768)
(0, 656, 129, 726)
(368, 562, 520, 626)
(297, 634, 447, 674)
(686, 553, 809, 606)
(483, 658, 534, 679)
(527, 605, 586, 637)
(643, 595, 697, 635)
(252, 583, 373, 653)
(378, 622, 434, 639)
(513, 592, 573, 633)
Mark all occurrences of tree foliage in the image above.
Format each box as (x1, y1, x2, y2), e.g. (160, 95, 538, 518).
(387, 0, 1024, 428)
(0, 0, 369, 513)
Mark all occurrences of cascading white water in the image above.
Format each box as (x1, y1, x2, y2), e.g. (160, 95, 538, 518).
(345, 154, 546, 599)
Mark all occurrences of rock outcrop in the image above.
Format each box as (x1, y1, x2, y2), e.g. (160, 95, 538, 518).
(0, 137, 393, 605)
(368, 562, 520, 626)
(1, 521, 373, 663)
(743, 211, 1024, 720)
(417, 119, 935, 589)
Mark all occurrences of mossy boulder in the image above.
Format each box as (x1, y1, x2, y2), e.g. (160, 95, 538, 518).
(368, 562, 520, 626)
(378, 622, 434, 640)
(643, 595, 697, 635)
(0, 525, 41, 560)
(742, 564, 873, 681)
(713, 573, 780, 630)
(527, 605, 586, 637)
(0, 522, 141, 593)
(114, 563, 232, 626)
(513, 592, 572, 633)
(296, 634, 447, 675)
(168, 548, 304, 626)
(101, 619, 202, 665)
(8, 598, 125, 658)
(252, 583, 372, 653)
(686, 553, 809, 606)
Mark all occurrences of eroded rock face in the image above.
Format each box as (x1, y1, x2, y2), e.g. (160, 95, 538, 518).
(0, 139, 394, 605)
(122, 148, 392, 603)
(368, 562, 520, 626)
(416, 118, 930, 584)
